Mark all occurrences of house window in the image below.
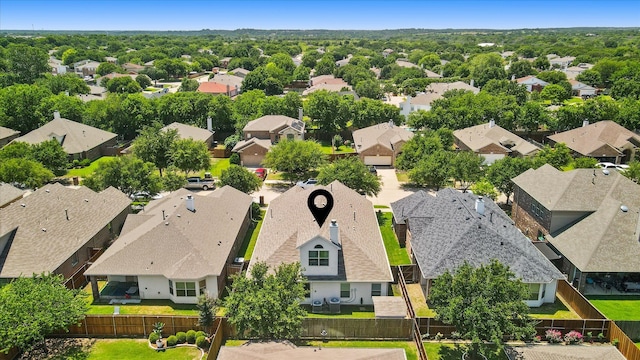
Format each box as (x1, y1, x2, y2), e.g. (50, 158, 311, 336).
(246, 133, 251, 139)
(527, 283, 541, 301)
(303, 283, 310, 298)
(176, 282, 196, 297)
(71, 252, 79, 267)
(287, 134, 294, 140)
(530, 200, 545, 220)
(199, 279, 207, 295)
(371, 283, 382, 296)
(169, 280, 173, 295)
(309, 250, 329, 266)
(340, 283, 350, 298)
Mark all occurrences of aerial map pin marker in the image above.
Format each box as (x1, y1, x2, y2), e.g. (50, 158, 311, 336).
(307, 188, 334, 227)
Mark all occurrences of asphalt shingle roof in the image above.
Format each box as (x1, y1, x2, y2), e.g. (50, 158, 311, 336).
(353, 123, 413, 154)
(391, 189, 564, 283)
(243, 115, 305, 134)
(162, 122, 213, 143)
(547, 120, 640, 157)
(454, 122, 540, 157)
(86, 187, 252, 279)
(0, 183, 25, 208)
(0, 184, 130, 278)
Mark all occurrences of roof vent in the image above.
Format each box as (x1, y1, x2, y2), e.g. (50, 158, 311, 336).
(165, 222, 169, 226)
(45, 189, 50, 193)
(621, 205, 629, 212)
(84, 199, 89, 202)
(602, 169, 610, 175)
(20, 203, 26, 207)
(42, 228, 46, 232)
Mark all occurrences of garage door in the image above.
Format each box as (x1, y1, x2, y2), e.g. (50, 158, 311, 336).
(241, 154, 263, 167)
(364, 156, 392, 166)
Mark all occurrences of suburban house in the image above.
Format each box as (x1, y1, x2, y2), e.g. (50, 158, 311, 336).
(232, 115, 305, 167)
(0, 126, 20, 147)
(249, 181, 394, 307)
(425, 69, 443, 78)
(512, 164, 640, 294)
(230, 67, 250, 78)
(516, 75, 549, 92)
(549, 56, 576, 69)
(395, 59, 420, 69)
(209, 74, 243, 92)
(0, 184, 130, 288)
(220, 57, 232, 68)
(85, 187, 253, 304)
(122, 62, 145, 74)
(48, 57, 67, 75)
(547, 120, 640, 164)
(12, 111, 118, 161)
(391, 189, 564, 307)
(73, 60, 100, 77)
(0, 183, 25, 209)
(302, 82, 352, 96)
(197, 81, 239, 96)
(400, 81, 479, 118)
(569, 79, 598, 98)
(162, 122, 215, 148)
(426, 81, 479, 95)
(453, 120, 541, 164)
(563, 63, 594, 80)
(352, 122, 413, 167)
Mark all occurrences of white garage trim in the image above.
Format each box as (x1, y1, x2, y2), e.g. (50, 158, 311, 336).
(364, 155, 392, 166)
(241, 154, 263, 167)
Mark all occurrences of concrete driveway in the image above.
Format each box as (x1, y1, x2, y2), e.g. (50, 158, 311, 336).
(366, 168, 422, 208)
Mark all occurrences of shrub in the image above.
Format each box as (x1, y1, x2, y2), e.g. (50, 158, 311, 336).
(196, 335, 210, 349)
(597, 332, 605, 342)
(564, 330, 583, 344)
(166, 335, 178, 347)
(148, 332, 159, 344)
(612, 338, 619, 347)
(186, 330, 197, 344)
(434, 332, 443, 341)
(196, 330, 206, 338)
(229, 153, 240, 165)
(450, 331, 461, 340)
(545, 329, 562, 343)
(80, 158, 92, 167)
(586, 332, 593, 342)
(176, 331, 187, 344)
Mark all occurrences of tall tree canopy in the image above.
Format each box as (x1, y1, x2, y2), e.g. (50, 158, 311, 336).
(317, 156, 381, 196)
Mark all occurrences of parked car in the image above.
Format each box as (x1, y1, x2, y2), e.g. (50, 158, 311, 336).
(254, 168, 267, 180)
(296, 178, 318, 189)
(184, 177, 215, 190)
(596, 162, 617, 169)
(130, 191, 163, 200)
(615, 164, 629, 172)
(367, 165, 377, 175)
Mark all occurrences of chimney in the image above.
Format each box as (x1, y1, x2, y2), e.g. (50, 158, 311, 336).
(226, 84, 230, 96)
(298, 107, 303, 121)
(470, 79, 475, 87)
(329, 219, 340, 245)
(186, 195, 195, 212)
(206, 117, 213, 133)
(582, 119, 589, 127)
(489, 119, 495, 128)
(53, 110, 61, 119)
(475, 196, 485, 215)
(388, 119, 394, 128)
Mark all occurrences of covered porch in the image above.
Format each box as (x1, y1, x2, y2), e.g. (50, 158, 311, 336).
(88, 275, 139, 302)
(582, 272, 640, 296)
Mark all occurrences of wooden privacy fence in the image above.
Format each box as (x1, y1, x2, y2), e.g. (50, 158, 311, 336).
(610, 321, 640, 360)
(206, 317, 226, 360)
(299, 318, 412, 340)
(616, 321, 640, 341)
(396, 266, 429, 360)
(50, 315, 205, 338)
(556, 280, 606, 319)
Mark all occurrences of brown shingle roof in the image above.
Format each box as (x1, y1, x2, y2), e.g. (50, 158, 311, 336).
(162, 122, 213, 143)
(0, 184, 130, 278)
(353, 123, 413, 154)
(0, 183, 25, 208)
(454, 122, 540, 157)
(506, 344, 625, 360)
(243, 115, 304, 134)
(12, 117, 117, 156)
(249, 181, 393, 282)
(86, 187, 252, 279)
(548, 120, 640, 157)
(0, 126, 19, 141)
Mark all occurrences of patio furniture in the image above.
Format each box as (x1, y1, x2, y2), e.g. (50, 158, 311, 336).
(125, 286, 138, 295)
(624, 282, 640, 292)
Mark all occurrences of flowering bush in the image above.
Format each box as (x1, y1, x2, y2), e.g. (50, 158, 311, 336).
(545, 329, 562, 343)
(564, 330, 584, 344)
(533, 335, 541, 343)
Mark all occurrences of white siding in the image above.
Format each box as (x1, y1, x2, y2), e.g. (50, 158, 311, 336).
(138, 275, 172, 300)
(299, 237, 339, 277)
(306, 281, 388, 306)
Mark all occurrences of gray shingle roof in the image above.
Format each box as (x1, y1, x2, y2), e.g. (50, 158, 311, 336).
(391, 189, 564, 283)
(547, 120, 640, 157)
(232, 138, 273, 152)
(0, 126, 19, 141)
(353, 123, 413, 154)
(86, 186, 252, 279)
(162, 122, 213, 143)
(0, 184, 130, 278)
(249, 181, 393, 282)
(506, 344, 625, 360)
(0, 183, 25, 208)
(12, 117, 117, 156)
(513, 165, 640, 272)
(243, 115, 305, 134)
(454, 122, 540, 157)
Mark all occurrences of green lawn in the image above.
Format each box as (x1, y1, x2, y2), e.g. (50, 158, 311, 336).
(636, 342, 640, 348)
(423, 342, 507, 360)
(529, 298, 580, 319)
(374, 205, 389, 209)
(319, 142, 355, 155)
(66, 156, 116, 178)
(237, 210, 265, 259)
(200, 157, 230, 178)
(304, 305, 375, 318)
(586, 295, 640, 320)
(87, 339, 202, 360)
(377, 212, 411, 265)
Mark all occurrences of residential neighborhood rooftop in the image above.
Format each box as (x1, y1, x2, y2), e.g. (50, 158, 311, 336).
(353, 122, 413, 153)
(547, 120, 640, 157)
(453, 122, 540, 157)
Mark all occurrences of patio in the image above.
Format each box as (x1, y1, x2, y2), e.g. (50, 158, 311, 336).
(99, 281, 140, 299)
(582, 273, 640, 296)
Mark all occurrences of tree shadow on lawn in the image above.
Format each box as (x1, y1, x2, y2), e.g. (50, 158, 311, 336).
(18, 338, 95, 360)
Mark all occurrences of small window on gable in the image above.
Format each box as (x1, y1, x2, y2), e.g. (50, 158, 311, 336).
(314, 244, 324, 249)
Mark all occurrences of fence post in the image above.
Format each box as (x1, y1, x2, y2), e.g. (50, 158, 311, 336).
(113, 315, 117, 336)
(84, 317, 88, 337)
(143, 316, 146, 337)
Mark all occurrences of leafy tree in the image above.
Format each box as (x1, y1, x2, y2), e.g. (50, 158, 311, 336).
(179, 77, 199, 92)
(451, 151, 485, 192)
(0, 158, 54, 189)
(108, 93, 156, 140)
(408, 149, 453, 190)
(396, 130, 447, 171)
(429, 261, 534, 359)
(468, 53, 506, 87)
(482, 79, 528, 105)
(536, 71, 567, 84)
(135, 74, 152, 89)
(532, 56, 550, 71)
(317, 156, 381, 196)
(263, 140, 326, 182)
(233, 90, 266, 131)
(623, 161, 640, 183)
(161, 168, 187, 191)
(156, 92, 212, 129)
(31, 139, 69, 176)
(83, 155, 161, 196)
(314, 54, 336, 76)
(169, 138, 211, 176)
(155, 58, 189, 78)
(133, 123, 179, 177)
(304, 90, 353, 133)
(485, 157, 531, 204)
(573, 157, 598, 169)
(0, 84, 53, 133)
(241, 66, 269, 92)
(96, 62, 120, 76)
(0, 273, 88, 353)
(355, 79, 383, 99)
(224, 262, 306, 340)
(40, 93, 86, 123)
(37, 73, 90, 95)
(264, 76, 284, 95)
(507, 60, 535, 79)
(292, 65, 311, 81)
(470, 179, 499, 200)
(576, 69, 601, 87)
(104, 76, 141, 94)
(539, 84, 569, 104)
(532, 143, 572, 169)
(351, 98, 401, 128)
(208, 95, 236, 133)
(219, 164, 262, 194)
(517, 102, 550, 133)
(196, 294, 218, 334)
(5, 44, 50, 84)
(418, 53, 441, 70)
(140, 67, 168, 85)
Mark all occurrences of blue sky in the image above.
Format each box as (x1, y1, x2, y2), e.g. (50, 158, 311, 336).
(1, 0, 638, 31)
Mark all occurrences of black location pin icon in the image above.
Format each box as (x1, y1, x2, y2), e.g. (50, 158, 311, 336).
(307, 188, 334, 228)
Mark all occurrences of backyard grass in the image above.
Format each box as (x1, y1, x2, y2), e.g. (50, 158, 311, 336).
(378, 212, 411, 265)
(374, 205, 389, 209)
(528, 297, 581, 319)
(407, 284, 436, 317)
(237, 210, 265, 259)
(586, 295, 640, 320)
(636, 342, 640, 348)
(423, 342, 507, 360)
(200, 157, 230, 178)
(87, 339, 202, 360)
(304, 305, 375, 318)
(319, 142, 356, 155)
(396, 171, 409, 183)
(66, 156, 116, 178)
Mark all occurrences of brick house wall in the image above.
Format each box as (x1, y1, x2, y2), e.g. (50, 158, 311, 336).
(512, 186, 552, 240)
(244, 130, 271, 141)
